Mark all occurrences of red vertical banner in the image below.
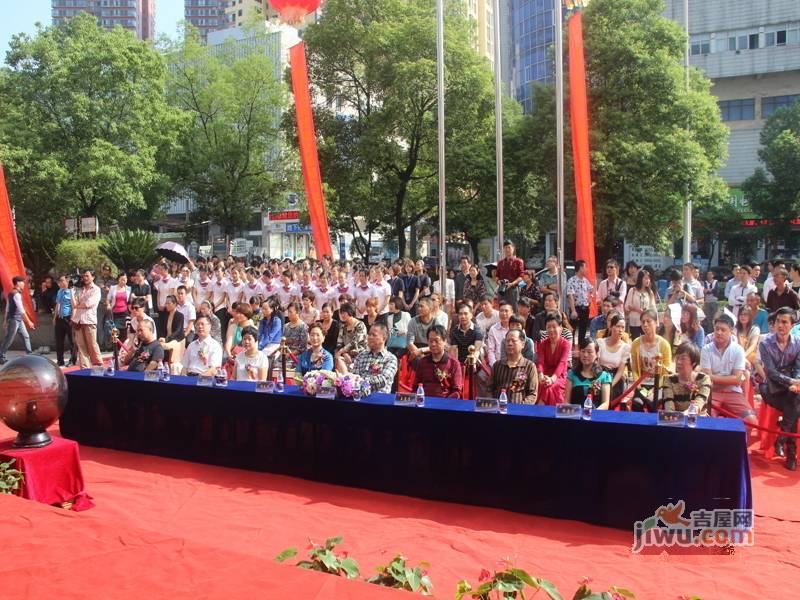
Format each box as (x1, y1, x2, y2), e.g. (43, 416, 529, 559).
(289, 42, 333, 260)
(0, 164, 36, 325)
(567, 12, 597, 315)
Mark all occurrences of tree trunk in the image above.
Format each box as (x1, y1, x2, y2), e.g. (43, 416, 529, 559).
(410, 221, 417, 260)
(395, 194, 406, 258)
(466, 235, 480, 264)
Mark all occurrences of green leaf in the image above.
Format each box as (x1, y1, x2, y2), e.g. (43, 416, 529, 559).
(274, 548, 298, 563)
(534, 578, 563, 600)
(325, 536, 343, 550)
(406, 567, 421, 592)
(609, 587, 636, 599)
(339, 557, 360, 579)
(319, 550, 338, 572)
(511, 568, 536, 587)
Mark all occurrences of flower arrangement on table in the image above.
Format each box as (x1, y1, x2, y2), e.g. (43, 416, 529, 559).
(301, 370, 337, 396)
(336, 372, 372, 399)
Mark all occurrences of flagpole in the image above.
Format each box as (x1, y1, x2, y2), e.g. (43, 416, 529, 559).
(436, 0, 447, 295)
(554, 0, 565, 306)
(494, 0, 504, 254)
(682, 0, 692, 264)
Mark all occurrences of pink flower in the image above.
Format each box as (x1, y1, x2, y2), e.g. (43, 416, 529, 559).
(578, 576, 592, 586)
(478, 568, 492, 582)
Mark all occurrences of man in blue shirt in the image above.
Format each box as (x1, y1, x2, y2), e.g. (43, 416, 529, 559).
(53, 275, 77, 366)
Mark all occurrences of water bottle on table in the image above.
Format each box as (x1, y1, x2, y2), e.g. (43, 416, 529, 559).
(582, 392, 593, 421)
(687, 403, 698, 428)
(275, 370, 284, 393)
(498, 388, 508, 415)
(416, 384, 425, 408)
(214, 367, 227, 387)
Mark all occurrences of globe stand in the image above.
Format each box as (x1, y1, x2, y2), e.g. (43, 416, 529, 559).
(13, 430, 53, 449)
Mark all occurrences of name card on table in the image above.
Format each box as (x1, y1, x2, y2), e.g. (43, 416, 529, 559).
(197, 375, 214, 387)
(144, 370, 161, 382)
(555, 404, 581, 419)
(317, 385, 337, 399)
(90, 365, 105, 377)
(255, 381, 275, 393)
(394, 392, 417, 407)
(657, 410, 686, 427)
(474, 397, 500, 413)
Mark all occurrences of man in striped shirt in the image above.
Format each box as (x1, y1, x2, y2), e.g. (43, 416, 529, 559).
(489, 329, 538, 404)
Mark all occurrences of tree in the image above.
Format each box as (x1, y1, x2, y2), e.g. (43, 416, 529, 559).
(166, 28, 291, 237)
(0, 14, 186, 226)
(742, 100, 800, 241)
(298, 0, 497, 257)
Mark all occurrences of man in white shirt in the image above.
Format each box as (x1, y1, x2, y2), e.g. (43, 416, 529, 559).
(432, 275, 455, 315)
(724, 264, 740, 299)
(181, 316, 223, 376)
(596, 259, 627, 305)
(152, 264, 176, 313)
(700, 314, 756, 426)
(370, 266, 393, 314)
(485, 302, 512, 367)
(175, 286, 197, 344)
(352, 270, 376, 317)
(727, 265, 757, 318)
(71, 269, 103, 367)
(475, 296, 500, 332)
(681, 262, 704, 302)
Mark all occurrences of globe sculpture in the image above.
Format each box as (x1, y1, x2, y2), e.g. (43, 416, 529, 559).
(0, 355, 68, 448)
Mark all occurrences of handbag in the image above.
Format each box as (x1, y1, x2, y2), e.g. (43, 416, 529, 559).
(388, 313, 406, 349)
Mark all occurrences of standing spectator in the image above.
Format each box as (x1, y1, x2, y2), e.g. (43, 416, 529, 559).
(0, 276, 36, 365)
(519, 270, 542, 312)
(496, 241, 525, 312)
(39, 276, 57, 314)
(97, 264, 114, 349)
(432, 272, 456, 316)
(724, 264, 741, 299)
(596, 259, 627, 305)
(129, 269, 152, 314)
(462, 264, 486, 304)
(765, 267, 800, 313)
(53, 275, 76, 366)
(414, 260, 432, 300)
(454, 256, 471, 301)
(623, 261, 640, 291)
(152, 263, 176, 315)
(681, 263, 704, 302)
(71, 269, 103, 367)
(624, 270, 656, 339)
(566, 259, 593, 346)
(702, 270, 718, 333)
(538, 255, 564, 295)
(398, 260, 421, 315)
(106, 272, 131, 334)
(727, 265, 757, 318)
(485, 302, 512, 367)
(762, 259, 785, 300)
(175, 286, 197, 344)
(789, 263, 800, 295)
(483, 264, 500, 301)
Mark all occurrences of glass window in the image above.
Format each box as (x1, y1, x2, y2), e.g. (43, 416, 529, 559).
(728, 37, 737, 51)
(765, 32, 775, 47)
(738, 35, 748, 50)
(719, 99, 755, 122)
(777, 30, 787, 45)
(789, 29, 799, 44)
(749, 33, 759, 49)
(762, 94, 800, 118)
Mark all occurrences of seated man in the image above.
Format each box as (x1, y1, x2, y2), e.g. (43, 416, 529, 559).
(182, 316, 224, 376)
(410, 325, 463, 398)
(759, 307, 800, 471)
(700, 314, 757, 426)
(350, 323, 398, 394)
(122, 320, 163, 372)
(489, 329, 538, 404)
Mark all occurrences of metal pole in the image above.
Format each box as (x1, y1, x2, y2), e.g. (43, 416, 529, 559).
(436, 0, 447, 296)
(682, 0, 692, 264)
(554, 0, 565, 305)
(494, 0, 504, 255)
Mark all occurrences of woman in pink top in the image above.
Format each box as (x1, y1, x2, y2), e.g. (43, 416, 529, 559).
(107, 272, 131, 333)
(536, 312, 571, 405)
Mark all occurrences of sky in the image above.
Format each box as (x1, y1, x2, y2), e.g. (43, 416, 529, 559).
(0, 0, 185, 55)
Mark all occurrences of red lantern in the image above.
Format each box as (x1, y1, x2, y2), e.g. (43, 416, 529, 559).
(267, 0, 322, 24)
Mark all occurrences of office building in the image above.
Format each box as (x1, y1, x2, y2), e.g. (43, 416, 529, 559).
(184, 0, 227, 42)
(509, 0, 555, 113)
(52, 0, 155, 41)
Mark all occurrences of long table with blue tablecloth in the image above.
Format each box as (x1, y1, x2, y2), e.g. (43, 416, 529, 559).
(62, 370, 752, 529)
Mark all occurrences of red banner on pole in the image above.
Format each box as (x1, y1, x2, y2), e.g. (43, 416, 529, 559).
(0, 164, 36, 326)
(289, 42, 333, 260)
(567, 12, 597, 315)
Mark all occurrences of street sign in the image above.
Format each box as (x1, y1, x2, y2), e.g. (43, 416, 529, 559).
(286, 223, 312, 234)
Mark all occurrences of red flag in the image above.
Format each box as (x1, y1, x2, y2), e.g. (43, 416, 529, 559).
(568, 12, 597, 317)
(0, 164, 36, 326)
(289, 42, 333, 260)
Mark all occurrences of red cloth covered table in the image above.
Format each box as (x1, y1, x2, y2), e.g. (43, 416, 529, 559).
(0, 436, 94, 511)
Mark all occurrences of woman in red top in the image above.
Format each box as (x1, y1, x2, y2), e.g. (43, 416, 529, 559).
(410, 324, 463, 398)
(536, 312, 571, 405)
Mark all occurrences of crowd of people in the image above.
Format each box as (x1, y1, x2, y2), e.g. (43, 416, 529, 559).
(3, 242, 800, 469)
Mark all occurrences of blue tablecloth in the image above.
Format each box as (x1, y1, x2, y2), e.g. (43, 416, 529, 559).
(62, 370, 752, 529)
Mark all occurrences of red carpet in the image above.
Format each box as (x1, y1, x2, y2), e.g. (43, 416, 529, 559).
(1, 423, 798, 600)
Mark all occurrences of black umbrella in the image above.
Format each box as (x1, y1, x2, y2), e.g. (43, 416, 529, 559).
(156, 241, 190, 264)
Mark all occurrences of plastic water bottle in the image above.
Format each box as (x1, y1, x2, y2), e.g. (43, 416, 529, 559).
(498, 388, 508, 415)
(157, 360, 170, 382)
(104, 360, 115, 377)
(687, 403, 698, 428)
(275, 371, 284, 393)
(582, 393, 593, 421)
(416, 384, 425, 408)
(214, 367, 227, 387)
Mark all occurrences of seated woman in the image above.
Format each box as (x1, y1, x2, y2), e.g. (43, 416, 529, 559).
(297, 324, 335, 375)
(158, 295, 186, 373)
(317, 302, 340, 355)
(410, 325, 463, 398)
(299, 291, 319, 327)
(257, 297, 283, 357)
(233, 326, 269, 381)
(564, 338, 612, 409)
(224, 302, 255, 371)
(489, 329, 538, 404)
(361, 297, 388, 331)
(283, 301, 309, 357)
(536, 312, 571, 405)
(335, 303, 368, 370)
(661, 341, 710, 415)
(597, 312, 631, 400)
(630, 309, 673, 411)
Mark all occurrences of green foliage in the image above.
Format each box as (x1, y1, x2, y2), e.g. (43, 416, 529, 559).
(742, 100, 800, 239)
(298, 0, 497, 257)
(165, 28, 291, 236)
(17, 223, 68, 277)
(0, 14, 187, 226)
(99, 229, 158, 274)
(275, 536, 360, 579)
(55, 238, 115, 276)
(366, 554, 433, 595)
(0, 458, 24, 495)
(456, 564, 562, 600)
